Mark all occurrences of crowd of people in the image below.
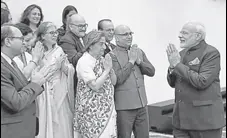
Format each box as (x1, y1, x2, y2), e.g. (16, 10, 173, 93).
(1, 1, 225, 138)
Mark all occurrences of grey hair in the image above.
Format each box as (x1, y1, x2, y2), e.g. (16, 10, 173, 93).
(186, 22, 206, 40)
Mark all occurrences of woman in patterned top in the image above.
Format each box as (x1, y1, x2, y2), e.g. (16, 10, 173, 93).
(74, 30, 117, 138)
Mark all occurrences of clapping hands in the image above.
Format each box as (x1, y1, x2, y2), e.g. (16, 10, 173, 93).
(55, 53, 68, 70)
(31, 41, 44, 63)
(31, 64, 57, 86)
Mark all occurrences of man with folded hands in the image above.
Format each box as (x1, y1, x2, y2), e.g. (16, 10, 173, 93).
(166, 22, 225, 138)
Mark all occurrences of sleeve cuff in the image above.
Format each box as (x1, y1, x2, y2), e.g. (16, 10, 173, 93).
(27, 82, 44, 93)
(128, 62, 134, 68)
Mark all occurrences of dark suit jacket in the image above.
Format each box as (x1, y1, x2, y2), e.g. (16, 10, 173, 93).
(103, 42, 116, 56)
(58, 31, 84, 92)
(1, 56, 43, 138)
(167, 40, 226, 130)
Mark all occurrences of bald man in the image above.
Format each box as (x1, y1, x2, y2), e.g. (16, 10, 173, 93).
(59, 14, 88, 94)
(111, 25, 155, 138)
(166, 22, 225, 138)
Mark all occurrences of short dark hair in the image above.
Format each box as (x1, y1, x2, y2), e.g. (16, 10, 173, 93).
(15, 23, 33, 36)
(97, 19, 112, 30)
(62, 5, 78, 30)
(20, 4, 44, 27)
(1, 8, 10, 26)
(1, 24, 15, 47)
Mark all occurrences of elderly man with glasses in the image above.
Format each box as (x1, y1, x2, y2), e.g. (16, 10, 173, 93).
(59, 14, 88, 94)
(110, 25, 155, 138)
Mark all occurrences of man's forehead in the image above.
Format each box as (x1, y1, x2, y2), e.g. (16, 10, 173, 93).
(11, 26, 23, 37)
(182, 24, 197, 33)
(103, 21, 113, 26)
(115, 26, 131, 34)
(71, 15, 85, 24)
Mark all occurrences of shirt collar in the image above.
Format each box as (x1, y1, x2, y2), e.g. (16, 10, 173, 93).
(1, 52, 12, 65)
(106, 42, 113, 51)
(116, 45, 130, 52)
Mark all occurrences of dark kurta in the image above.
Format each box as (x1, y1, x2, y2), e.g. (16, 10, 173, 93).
(111, 46, 155, 110)
(167, 40, 226, 130)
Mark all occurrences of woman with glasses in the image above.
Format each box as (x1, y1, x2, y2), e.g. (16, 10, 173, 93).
(74, 30, 117, 138)
(20, 4, 44, 32)
(35, 22, 75, 138)
(57, 5, 78, 45)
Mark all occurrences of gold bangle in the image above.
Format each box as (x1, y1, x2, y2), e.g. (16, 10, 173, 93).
(30, 60, 38, 66)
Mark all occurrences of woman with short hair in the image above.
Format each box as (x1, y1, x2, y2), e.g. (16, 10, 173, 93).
(74, 30, 117, 138)
(35, 22, 75, 138)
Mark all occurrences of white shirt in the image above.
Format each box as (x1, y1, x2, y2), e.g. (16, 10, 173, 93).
(13, 52, 32, 72)
(106, 43, 113, 51)
(76, 52, 97, 84)
(80, 38, 84, 47)
(1, 52, 13, 67)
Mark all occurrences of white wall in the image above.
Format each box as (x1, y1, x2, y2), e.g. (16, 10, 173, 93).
(6, 0, 226, 104)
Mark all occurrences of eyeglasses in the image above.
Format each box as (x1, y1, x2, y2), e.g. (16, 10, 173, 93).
(115, 32, 134, 37)
(70, 23, 88, 29)
(104, 29, 114, 33)
(46, 31, 59, 35)
(8, 36, 24, 41)
(180, 31, 190, 35)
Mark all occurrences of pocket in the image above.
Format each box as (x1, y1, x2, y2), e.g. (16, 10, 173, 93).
(192, 100, 213, 107)
(1, 116, 23, 125)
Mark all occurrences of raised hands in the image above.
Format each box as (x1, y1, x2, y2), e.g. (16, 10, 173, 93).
(55, 53, 68, 70)
(31, 41, 44, 63)
(103, 53, 113, 72)
(128, 44, 138, 64)
(166, 43, 181, 68)
(31, 65, 57, 86)
(128, 44, 143, 65)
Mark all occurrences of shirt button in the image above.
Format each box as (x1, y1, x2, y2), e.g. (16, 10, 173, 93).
(187, 51, 190, 55)
(178, 90, 181, 92)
